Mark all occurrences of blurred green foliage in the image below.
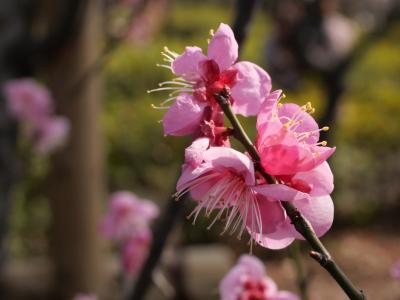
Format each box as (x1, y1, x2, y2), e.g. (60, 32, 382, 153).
(7, 1, 400, 256)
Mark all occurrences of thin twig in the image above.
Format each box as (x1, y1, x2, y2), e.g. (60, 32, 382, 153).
(214, 91, 365, 300)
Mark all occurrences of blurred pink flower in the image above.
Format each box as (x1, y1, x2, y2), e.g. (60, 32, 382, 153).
(4, 78, 53, 125)
(122, 230, 151, 274)
(391, 260, 400, 280)
(176, 139, 333, 249)
(256, 90, 335, 177)
(72, 294, 97, 300)
(150, 23, 271, 138)
(3, 78, 70, 154)
(34, 116, 70, 154)
(101, 191, 159, 241)
(220, 255, 299, 300)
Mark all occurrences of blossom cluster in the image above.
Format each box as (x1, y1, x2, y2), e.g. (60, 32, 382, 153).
(3, 79, 69, 154)
(220, 255, 299, 300)
(152, 23, 336, 250)
(101, 191, 159, 274)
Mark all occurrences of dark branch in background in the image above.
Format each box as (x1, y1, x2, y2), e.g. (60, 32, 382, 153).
(319, 2, 399, 142)
(232, 0, 260, 49)
(127, 193, 187, 300)
(33, 0, 88, 61)
(215, 92, 365, 300)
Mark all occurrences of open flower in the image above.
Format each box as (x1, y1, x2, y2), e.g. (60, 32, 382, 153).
(4, 79, 53, 125)
(101, 191, 159, 241)
(256, 90, 335, 177)
(3, 78, 70, 154)
(150, 23, 271, 138)
(176, 139, 334, 249)
(34, 116, 70, 154)
(220, 255, 299, 300)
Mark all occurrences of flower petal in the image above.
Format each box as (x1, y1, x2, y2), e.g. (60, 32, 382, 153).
(290, 195, 334, 239)
(203, 147, 255, 185)
(184, 137, 210, 167)
(256, 90, 282, 129)
(163, 93, 206, 136)
(251, 219, 295, 250)
(253, 184, 309, 202)
(230, 61, 272, 116)
(172, 46, 207, 81)
(293, 162, 334, 196)
(278, 103, 319, 144)
(207, 23, 238, 71)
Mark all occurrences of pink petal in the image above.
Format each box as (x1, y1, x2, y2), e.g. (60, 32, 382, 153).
(207, 23, 238, 71)
(253, 184, 309, 202)
(34, 116, 70, 154)
(251, 219, 295, 250)
(184, 137, 210, 167)
(203, 147, 255, 185)
(176, 163, 215, 200)
(172, 46, 207, 81)
(256, 90, 282, 129)
(293, 162, 334, 196)
(230, 61, 272, 116)
(163, 93, 206, 136)
(289, 195, 334, 239)
(278, 103, 319, 144)
(297, 145, 336, 172)
(248, 193, 286, 234)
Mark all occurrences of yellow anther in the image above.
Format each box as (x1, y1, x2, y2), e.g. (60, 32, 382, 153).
(282, 93, 286, 99)
(206, 38, 210, 44)
(321, 126, 329, 131)
(209, 29, 215, 36)
(277, 103, 283, 108)
(320, 141, 327, 146)
(163, 46, 169, 52)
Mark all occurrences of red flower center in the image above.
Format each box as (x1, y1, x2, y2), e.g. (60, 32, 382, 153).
(194, 59, 237, 105)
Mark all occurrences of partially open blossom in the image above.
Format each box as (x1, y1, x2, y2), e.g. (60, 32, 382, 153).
(149, 23, 271, 140)
(101, 191, 159, 242)
(391, 260, 400, 280)
(220, 255, 299, 300)
(3, 78, 70, 154)
(34, 116, 70, 154)
(72, 294, 97, 300)
(176, 139, 334, 249)
(256, 90, 335, 177)
(4, 79, 53, 124)
(122, 230, 152, 274)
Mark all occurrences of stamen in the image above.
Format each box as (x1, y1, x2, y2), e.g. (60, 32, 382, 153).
(158, 81, 192, 87)
(163, 46, 179, 58)
(209, 29, 214, 36)
(156, 63, 172, 70)
(147, 87, 193, 93)
(151, 104, 170, 110)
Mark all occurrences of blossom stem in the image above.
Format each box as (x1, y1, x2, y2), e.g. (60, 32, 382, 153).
(214, 91, 366, 300)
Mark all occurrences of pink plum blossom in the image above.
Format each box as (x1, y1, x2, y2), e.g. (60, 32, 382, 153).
(4, 79, 53, 125)
(391, 260, 400, 280)
(34, 116, 70, 154)
(176, 139, 334, 249)
(149, 23, 271, 141)
(72, 294, 97, 300)
(219, 255, 299, 300)
(256, 90, 335, 177)
(3, 78, 70, 154)
(101, 191, 159, 242)
(121, 230, 152, 274)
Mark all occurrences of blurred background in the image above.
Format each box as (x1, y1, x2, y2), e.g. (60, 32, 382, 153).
(0, 0, 400, 299)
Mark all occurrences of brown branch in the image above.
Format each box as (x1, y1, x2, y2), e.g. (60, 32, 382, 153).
(214, 91, 366, 300)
